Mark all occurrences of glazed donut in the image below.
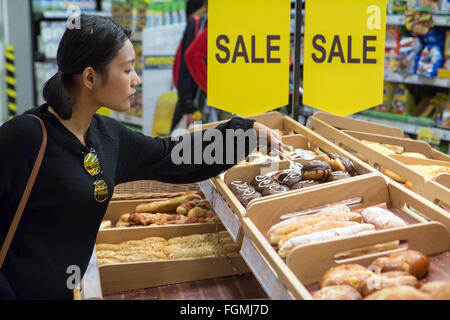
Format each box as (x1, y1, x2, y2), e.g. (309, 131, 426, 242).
(276, 169, 302, 187)
(290, 180, 321, 189)
(324, 153, 357, 176)
(228, 181, 262, 207)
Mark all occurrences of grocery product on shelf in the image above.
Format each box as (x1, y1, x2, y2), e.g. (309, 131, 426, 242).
(392, 84, 415, 114)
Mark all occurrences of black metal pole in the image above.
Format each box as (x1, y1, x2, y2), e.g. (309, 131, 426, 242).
(292, 0, 303, 121)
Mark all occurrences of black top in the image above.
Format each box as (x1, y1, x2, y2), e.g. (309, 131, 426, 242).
(0, 104, 255, 299)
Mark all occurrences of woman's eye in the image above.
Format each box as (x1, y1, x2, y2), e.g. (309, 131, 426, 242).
(125, 69, 132, 74)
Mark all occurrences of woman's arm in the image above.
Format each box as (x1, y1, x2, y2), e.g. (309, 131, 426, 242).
(115, 117, 282, 185)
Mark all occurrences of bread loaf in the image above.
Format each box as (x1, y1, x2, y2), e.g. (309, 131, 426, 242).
(135, 191, 201, 213)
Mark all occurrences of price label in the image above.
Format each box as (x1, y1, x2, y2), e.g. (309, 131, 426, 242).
(417, 128, 433, 142)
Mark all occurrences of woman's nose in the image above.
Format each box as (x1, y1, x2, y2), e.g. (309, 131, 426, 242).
(132, 71, 142, 87)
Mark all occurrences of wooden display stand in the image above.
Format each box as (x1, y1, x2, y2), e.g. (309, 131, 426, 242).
(240, 174, 450, 299)
(308, 116, 450, 210)
(312, 112, 405, 137)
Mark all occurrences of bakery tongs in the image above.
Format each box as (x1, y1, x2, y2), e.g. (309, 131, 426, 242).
(272, 149, 303, 175)
(280, 143, 315, 160)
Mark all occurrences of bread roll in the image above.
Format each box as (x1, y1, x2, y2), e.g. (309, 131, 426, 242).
(361, 271, 419, 297)
(361, 206, 406, 229)
(319, 264, 374, 292)
(364, 285, 430, 300)
(278, 220, 360, 248)
(312, 285, 362, 300)
(420, 281, 450, 300)
(268, 204, 351, 234)
(278, 224, 376, 258)
(369, 250, 429, 279)
(269, 211, 363, 245)
(135, 191, 201, 213)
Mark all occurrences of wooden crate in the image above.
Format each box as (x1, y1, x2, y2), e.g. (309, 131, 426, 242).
(240, 174, 450, 299)
(311, 112, 405, 137)
(309, 116, 450, 209)
(95, 223, 250, 296)
(342, 130, 450, 162)
(189, 111, 294, 135)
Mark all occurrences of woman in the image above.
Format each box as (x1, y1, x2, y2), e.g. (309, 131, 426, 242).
(0, 15, 281, 299)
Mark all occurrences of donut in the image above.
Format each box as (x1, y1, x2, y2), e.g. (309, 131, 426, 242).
(327, 171, 352, 182)
(301, 160, 332, 181)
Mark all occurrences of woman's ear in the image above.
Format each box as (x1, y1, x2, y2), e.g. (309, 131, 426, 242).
(81, 67, 97, 89)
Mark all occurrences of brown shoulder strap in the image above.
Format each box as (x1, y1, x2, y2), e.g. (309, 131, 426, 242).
(0, 115, 47, 269)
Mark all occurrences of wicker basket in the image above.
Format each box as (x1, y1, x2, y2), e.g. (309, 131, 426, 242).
(112, 180, 200, 200)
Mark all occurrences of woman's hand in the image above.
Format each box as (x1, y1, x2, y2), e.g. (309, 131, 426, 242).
(252, 121, 284, 155)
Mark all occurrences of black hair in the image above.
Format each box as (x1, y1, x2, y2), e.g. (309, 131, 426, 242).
(42, 14, 131, 119)
(186, 0, 205, 18)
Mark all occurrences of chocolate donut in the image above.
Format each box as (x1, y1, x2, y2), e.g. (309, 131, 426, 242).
(261, 182, 290, 196)
(276, 169, 302, 187)
(327, 171, 352, 182)
(290, 180, 321, 189)
(325, 153, 357, 176)
(228, 181, 262, 207)
(251, 175, 276, 193)
(301, 160, 332, 181)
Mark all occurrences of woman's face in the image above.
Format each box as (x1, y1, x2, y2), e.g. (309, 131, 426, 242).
(93, 39, 141, 112)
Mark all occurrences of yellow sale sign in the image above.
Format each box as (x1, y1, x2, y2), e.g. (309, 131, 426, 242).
(303, 0, 387, 116)
(208, 0, 291, 116)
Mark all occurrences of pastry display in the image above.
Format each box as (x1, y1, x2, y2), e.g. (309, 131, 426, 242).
(361, 207, 407, 230)
(363, 285, 430, 300)
(107, 191, 220, 228)
(405, 165, 450, 181)
(369, 250, 430, 279)
(314, 250, 446, 300)
(96, 231, 240, 266)
(266, 203, 411, 259)
(312, 285, 362, 300)
(228, 155, 359, 208)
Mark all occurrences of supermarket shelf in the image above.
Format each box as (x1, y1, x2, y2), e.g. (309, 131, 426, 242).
(386, 13, 450, 27)
(348, 114, 450, 142)
(34, 10, 111, 21)
(384, 70, 450, 88)
(109, 111, 143, 127)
